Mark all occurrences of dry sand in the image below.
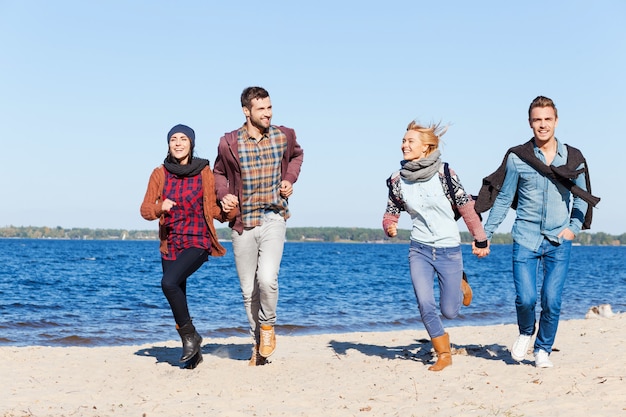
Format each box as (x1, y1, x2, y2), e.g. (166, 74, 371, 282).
(2, 313, 624, 417)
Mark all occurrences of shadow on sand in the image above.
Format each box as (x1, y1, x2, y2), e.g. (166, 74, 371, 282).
(134, 342, 254, 368)
(134, 338, 523, 369)
(328, 338, 520, 366)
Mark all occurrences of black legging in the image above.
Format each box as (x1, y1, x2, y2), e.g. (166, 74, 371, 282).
(161, 247, 209, 327)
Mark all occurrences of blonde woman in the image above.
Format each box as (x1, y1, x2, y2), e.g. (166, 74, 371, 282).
(383, 121, 489, 371)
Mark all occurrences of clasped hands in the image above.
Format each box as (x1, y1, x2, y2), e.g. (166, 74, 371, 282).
(472, 241, 490, 258)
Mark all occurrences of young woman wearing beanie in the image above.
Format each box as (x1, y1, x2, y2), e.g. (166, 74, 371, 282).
(382, 120, 490, 371)
(140, 124, 238, 369)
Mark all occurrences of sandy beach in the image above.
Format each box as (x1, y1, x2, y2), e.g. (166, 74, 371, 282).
(1, 313, 624, 417)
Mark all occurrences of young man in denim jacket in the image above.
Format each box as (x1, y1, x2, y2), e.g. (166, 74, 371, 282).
(482, 96, 596, 368)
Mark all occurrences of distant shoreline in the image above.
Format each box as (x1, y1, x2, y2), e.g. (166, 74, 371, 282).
(1, 226, 624, 245)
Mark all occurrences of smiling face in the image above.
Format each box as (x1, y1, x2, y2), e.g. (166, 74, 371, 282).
(529, 106, 558, 145)
(243, 97, 272, 136)
(401, 130, 428, 161)
(168, 132, 191, 164)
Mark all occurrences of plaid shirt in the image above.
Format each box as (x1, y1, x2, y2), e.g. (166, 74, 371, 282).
(162, 170, 210, 260)
(238, 125, 288, 228)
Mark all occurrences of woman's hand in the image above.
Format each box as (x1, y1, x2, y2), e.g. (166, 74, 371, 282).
(386, 223, 398, 238)
(221, 194, 239, 213)
(161, 198, 177, 212)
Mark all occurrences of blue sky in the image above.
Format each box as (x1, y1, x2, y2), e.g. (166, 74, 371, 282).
(2, 1, 625, 234)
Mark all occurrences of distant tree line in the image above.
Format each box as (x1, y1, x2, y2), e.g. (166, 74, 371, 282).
(0, 226, 155, 241)
(1, 226, 624, 246)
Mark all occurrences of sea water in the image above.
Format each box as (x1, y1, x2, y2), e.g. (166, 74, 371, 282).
(0, 239, 623, 346)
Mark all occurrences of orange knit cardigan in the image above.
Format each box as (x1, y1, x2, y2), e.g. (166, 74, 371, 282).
(140, 165, 237, 257)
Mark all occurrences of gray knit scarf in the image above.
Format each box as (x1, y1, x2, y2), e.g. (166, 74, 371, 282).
(399, 150, 442, 182)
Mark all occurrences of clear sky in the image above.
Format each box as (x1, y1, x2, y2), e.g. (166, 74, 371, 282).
(2, 1, 625, 234)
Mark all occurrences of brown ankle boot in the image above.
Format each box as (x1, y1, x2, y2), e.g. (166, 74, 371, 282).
(461, 272, 473, 306)
(248, 345, 258, 366)
(248, 345, 267, 366)
(429, 333, 452, 371)
(259, 324, 276, 358)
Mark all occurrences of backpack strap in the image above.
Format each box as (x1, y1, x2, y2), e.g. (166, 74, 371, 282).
(443, 163, 462, 221)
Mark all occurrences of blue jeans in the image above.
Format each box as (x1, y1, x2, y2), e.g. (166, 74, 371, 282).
(408, 241, 464, 339)
(512, 238, 572, 354)
(231, 211, 286, 344)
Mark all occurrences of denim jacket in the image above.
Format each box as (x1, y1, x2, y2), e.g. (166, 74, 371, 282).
(484, 139, 588, 251)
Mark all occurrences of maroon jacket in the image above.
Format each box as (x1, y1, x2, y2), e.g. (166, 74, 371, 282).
(213, 125, 304, 234)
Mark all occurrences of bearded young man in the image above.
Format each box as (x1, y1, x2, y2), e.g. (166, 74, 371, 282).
(214, 87, 304, 366)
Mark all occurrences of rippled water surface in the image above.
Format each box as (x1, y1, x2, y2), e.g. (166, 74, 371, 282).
(1, 239, 624, 346)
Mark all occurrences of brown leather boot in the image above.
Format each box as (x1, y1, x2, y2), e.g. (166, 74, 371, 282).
(429, 333, 452, 371)
(248, 345, 258, 366)
(248, 345, 267, 366)
(461, 272, 473, 306)
(259, 324, 276, 358)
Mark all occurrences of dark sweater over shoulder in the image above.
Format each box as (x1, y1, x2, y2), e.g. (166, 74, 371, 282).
(475, 140, 599, 230)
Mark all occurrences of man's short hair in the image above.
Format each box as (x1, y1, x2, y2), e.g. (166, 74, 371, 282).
(529, 96, 558, 119)
(241, 86, 270, 109)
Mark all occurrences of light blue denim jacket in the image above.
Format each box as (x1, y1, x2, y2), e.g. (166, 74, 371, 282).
(484, 139, 588, 251)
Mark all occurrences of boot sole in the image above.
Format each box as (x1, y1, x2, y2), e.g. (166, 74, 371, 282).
(184, 351, 203, 369)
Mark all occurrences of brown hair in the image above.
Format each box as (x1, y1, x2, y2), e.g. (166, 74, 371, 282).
(241, 86, 270, 110)
(406, 120, 448, 157)
(528, 96, 558, 119)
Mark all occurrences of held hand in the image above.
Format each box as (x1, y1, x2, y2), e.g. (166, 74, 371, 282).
(220, 194, 239, 213)
(280, 180, 293, 198)
(558, 228, 576, 241)
(386, 224, 398, 238)
(161, 198, 177, 212)
(472, 240, 490, 258)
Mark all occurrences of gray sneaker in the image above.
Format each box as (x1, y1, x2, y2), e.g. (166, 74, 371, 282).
(511, 334, 532, 361)
(534, 349, 554, 368)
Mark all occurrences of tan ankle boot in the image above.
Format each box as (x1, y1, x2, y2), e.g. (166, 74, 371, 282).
(429, 333, 452, 371)
(259, 324, 276, 358)
(248, 345, 259, 366)
(461, 272, 472, 306)
(248, 345, 267, 366)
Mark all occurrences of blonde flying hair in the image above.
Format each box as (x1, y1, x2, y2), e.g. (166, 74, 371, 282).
(406, 120, 449, 157)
